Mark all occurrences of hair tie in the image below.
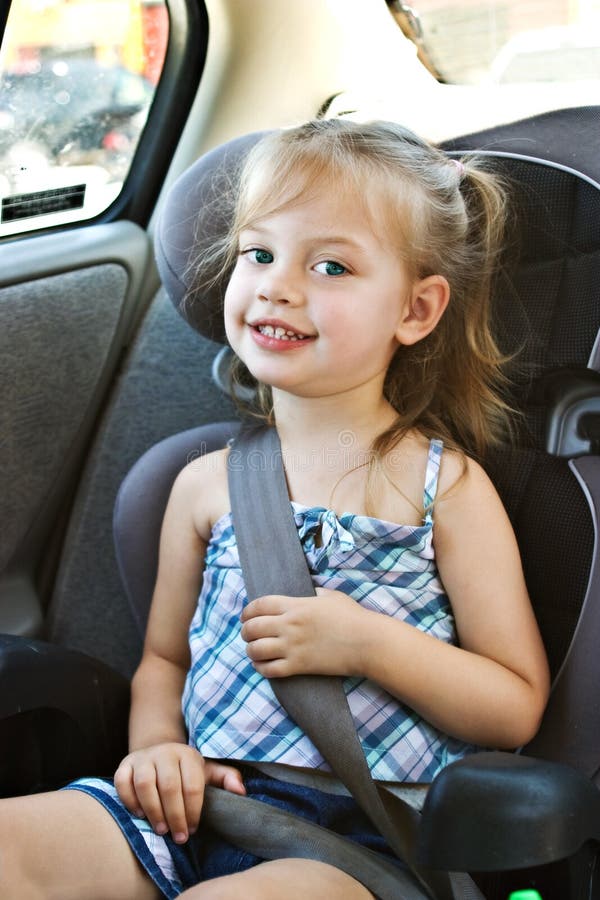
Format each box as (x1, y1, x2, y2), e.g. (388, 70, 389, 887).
(451, 158, 465, 178)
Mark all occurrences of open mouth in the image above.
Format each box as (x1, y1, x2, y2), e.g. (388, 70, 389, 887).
(254, 323, 312, 342)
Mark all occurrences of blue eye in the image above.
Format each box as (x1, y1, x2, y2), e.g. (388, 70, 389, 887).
(251, 249, 273, 264)
(315, 260, 347, 276)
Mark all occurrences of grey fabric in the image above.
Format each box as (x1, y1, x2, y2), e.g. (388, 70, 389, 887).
(0, 264, 128, 572)
(526, 455, 600, 781)
(47, 289, 236, 677)
(114, 421, 239, 634)
(441, 106, 600, 185)
(202, 786, 431, 900)
(155, 131, 266, 342)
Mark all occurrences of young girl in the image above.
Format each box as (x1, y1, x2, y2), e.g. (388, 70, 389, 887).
(0, 120, 549, 900)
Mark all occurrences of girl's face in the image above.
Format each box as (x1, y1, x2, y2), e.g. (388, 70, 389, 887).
(224, 186, 417, 402)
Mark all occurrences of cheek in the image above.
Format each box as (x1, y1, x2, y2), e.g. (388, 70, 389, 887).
(223, 273, 246, 319)
(320, 302, 400, 352)
(222, 284, 243, 348)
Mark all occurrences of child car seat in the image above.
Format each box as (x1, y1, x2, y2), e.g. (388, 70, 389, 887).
(2, 130, 600, 900)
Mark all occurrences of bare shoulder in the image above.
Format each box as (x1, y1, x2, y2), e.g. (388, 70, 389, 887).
(170, 446, 231, 542)
(436, 449, 503, 513)
(375, 432, 470, 526)
(433, 447, 515, 558)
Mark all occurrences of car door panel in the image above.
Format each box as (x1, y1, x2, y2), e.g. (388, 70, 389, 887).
(0, 222, 150, 638)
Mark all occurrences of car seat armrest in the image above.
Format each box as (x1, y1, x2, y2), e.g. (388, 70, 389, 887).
(534, 366, 600, 457)
(417, 750, 600, 871)
(0, 634, 129, 794)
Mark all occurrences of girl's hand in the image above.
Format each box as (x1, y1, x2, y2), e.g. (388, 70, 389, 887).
(114, 743, 245, 844)
(240, 587, 367, 678)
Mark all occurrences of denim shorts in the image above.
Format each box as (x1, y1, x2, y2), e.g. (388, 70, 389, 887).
(66, 764, 403, 898)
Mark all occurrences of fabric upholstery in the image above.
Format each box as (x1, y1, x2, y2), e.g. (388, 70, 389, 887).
(0, 264, 128, 572)
(155, 131, 266, 344)
(47, 290, 236, 677)
(441, 106, 600, 185)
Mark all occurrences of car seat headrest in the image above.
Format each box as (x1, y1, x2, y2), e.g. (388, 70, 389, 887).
(155, 130, 267, 344)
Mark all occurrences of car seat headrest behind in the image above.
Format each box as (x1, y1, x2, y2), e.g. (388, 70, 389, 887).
(154, 130, 267, 345)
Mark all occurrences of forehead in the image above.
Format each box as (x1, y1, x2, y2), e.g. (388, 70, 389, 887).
(239, 167, 400, 248)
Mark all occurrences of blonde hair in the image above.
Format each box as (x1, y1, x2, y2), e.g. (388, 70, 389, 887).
(188, 119, 513, 461)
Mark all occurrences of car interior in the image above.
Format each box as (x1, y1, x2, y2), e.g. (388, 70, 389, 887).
(1, 1, 599, 898)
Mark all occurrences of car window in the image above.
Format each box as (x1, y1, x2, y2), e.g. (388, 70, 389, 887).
(488, 27, 600, 84)
(0, 0, 168, 237)
(403, 1, 600, 95)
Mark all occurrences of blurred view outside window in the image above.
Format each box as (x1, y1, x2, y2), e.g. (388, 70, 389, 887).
(0, 0, 168, 234)
(409, 0, 600, 93)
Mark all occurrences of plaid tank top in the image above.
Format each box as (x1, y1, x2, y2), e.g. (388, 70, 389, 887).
(182, 439, 478, 782)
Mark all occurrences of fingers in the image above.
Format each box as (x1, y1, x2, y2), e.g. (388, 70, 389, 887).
(241, 595, 295, 651)
(241, 597, 298, 676)
(240, 615, 281, 644)
(114, 744, 206, 845)
(116, 753, 182, 840)
(240, 598, 285, 664)
(115, 755, 167, 833)
(248, 657, 291, 678)
(204, 760, 247, 796)
(153, 760, 190, 844)
(241, 594, 290, 622)
(244, 636, 283, 662)
(114, 759, 145, 819)
(179, 751, 206, 834)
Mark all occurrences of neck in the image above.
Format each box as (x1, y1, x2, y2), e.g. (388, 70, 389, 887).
(271, 387, 397, 454)
(265, 388, 397, 512)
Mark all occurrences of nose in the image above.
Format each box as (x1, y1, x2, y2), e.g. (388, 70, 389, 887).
(256, 265, 304, 306)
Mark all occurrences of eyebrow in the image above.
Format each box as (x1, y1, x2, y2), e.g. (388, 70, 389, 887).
(312, 235, 365, 249)
(241, 226, 367, 253)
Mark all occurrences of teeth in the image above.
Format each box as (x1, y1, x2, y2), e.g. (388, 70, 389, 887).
(257, 324, 307, 341)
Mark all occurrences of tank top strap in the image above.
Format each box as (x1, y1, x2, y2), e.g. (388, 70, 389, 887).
(423, 439, 444, 523)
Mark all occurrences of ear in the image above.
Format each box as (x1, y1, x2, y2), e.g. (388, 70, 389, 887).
(395, 275, 450, 346)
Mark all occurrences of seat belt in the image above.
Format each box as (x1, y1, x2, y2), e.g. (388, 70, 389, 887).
(220, 424, 480, 899)
(202, 784, 430, 898)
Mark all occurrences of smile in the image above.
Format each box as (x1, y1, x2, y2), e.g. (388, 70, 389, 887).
(248, 320, 316, 351)
(256, 324, 310, 341)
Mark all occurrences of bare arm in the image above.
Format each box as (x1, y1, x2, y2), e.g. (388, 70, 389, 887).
(128, 463, 206, 751)
(115, 454, 245, 844)
(242, 456, 550, 750)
